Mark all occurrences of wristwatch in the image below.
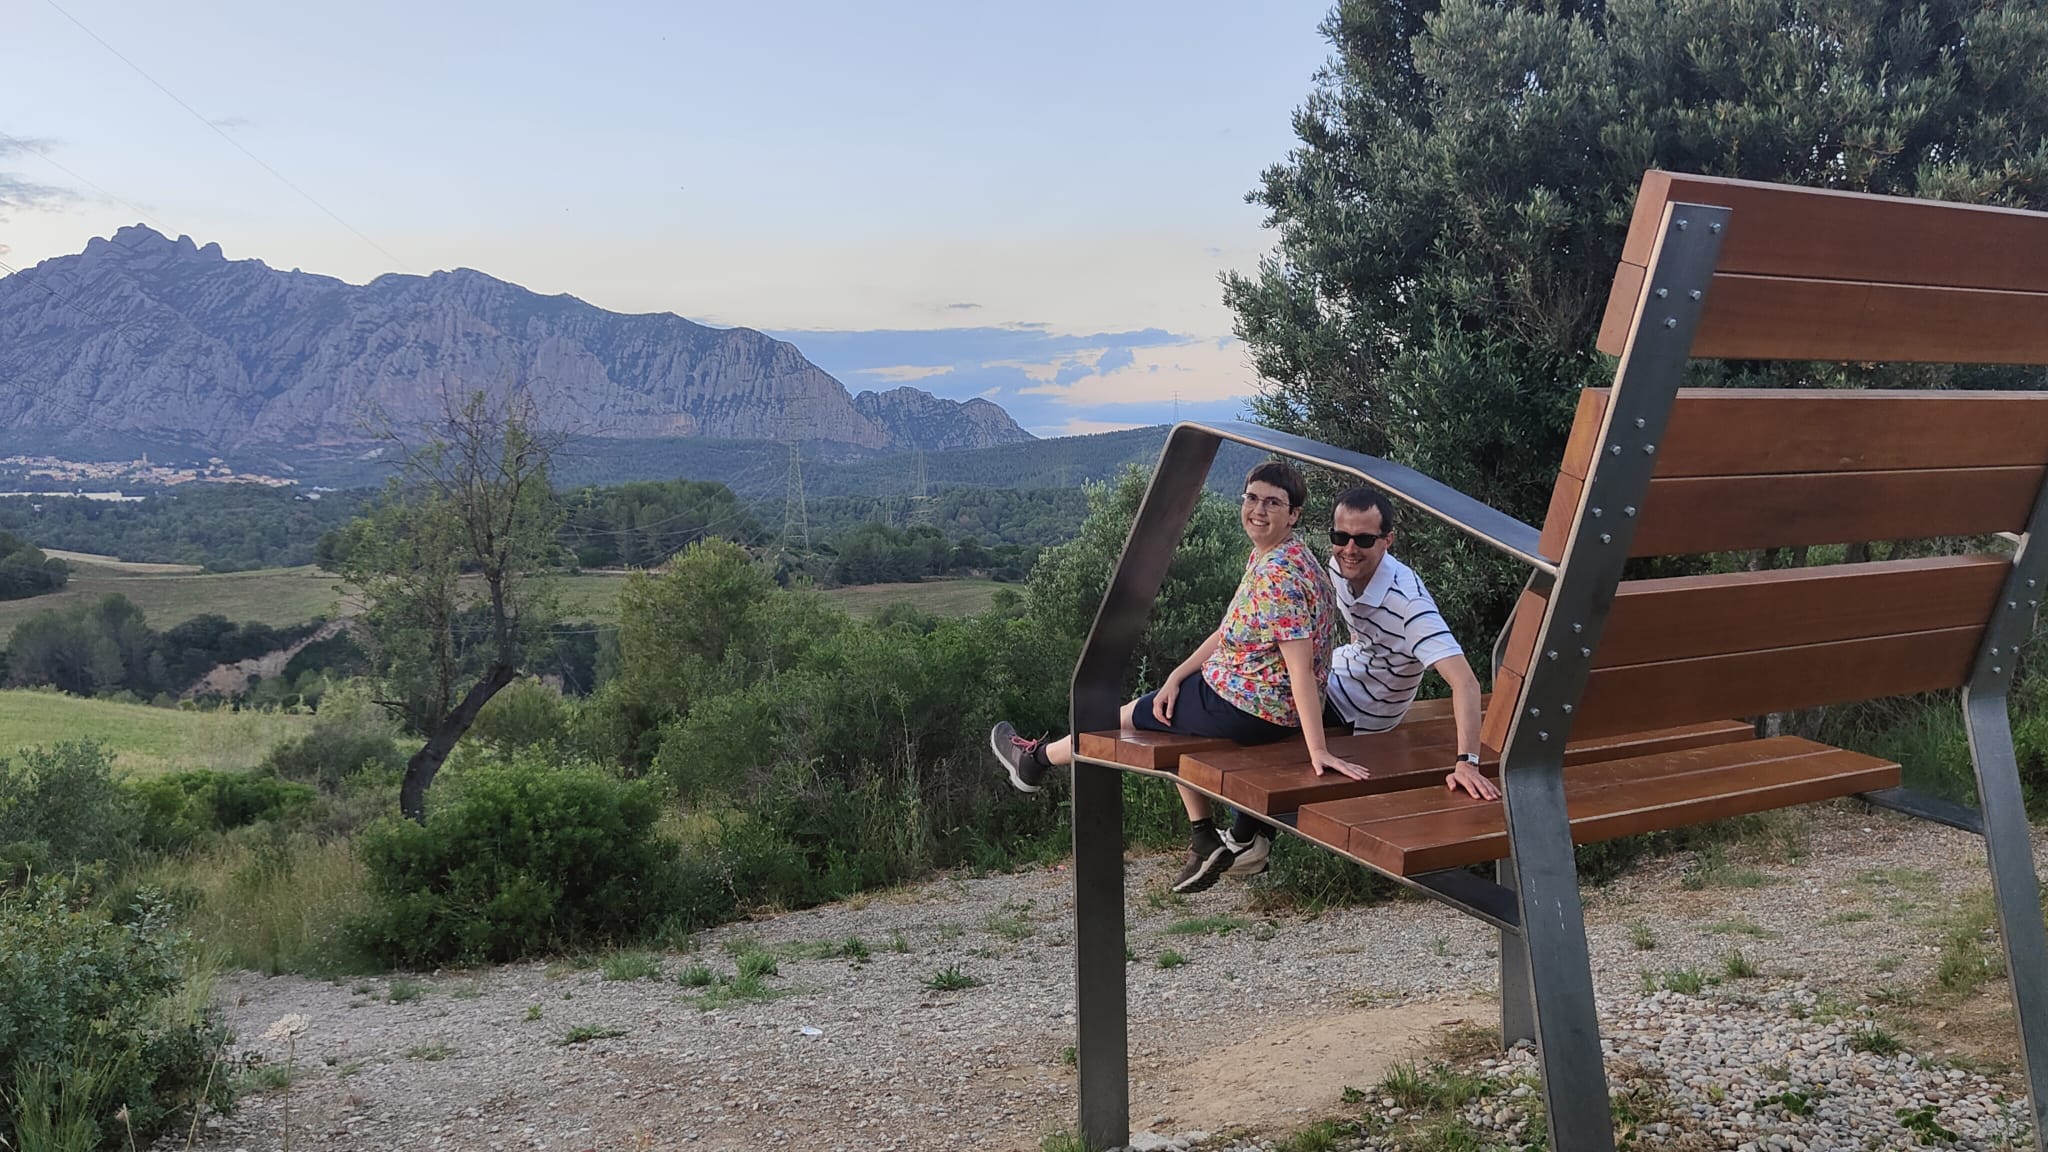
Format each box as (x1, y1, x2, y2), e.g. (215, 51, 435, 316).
(1457, 753, 1482, 766)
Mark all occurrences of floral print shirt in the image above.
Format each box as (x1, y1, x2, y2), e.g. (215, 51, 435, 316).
(1201, 534, 1338, 726)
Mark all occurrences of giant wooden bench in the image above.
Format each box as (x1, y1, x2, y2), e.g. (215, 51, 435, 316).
(1063, 171, 2048, 1152)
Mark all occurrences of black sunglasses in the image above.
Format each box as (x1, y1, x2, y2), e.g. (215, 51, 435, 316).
(1328, 528, 1389, 549)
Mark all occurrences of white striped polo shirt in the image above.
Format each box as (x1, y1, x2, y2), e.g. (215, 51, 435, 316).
(1324, 552, 1464, 733)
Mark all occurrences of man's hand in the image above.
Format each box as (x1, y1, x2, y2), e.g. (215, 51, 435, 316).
(1311, 750, 1370, 780)
(1151, 672, 1187, 725)
(1447, 761, 1500, 800)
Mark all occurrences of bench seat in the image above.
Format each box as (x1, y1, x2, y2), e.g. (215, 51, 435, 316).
(1076, 696, 1465, 770)
(1297, 736, 1899, 876)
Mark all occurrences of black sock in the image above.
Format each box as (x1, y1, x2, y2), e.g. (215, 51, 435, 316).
(1228, 810, 1263, 844)
(1029, 742, 1053, 768)
(1189, 816, 1217, 845)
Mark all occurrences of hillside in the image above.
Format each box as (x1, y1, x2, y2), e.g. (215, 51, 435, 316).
(0, 226, 1031, 455)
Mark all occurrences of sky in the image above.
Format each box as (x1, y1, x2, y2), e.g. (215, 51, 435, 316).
(0, 0, 1337, 437)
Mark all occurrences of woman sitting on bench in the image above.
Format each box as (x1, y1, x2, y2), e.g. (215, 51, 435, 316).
(989, 459, 1366, 894)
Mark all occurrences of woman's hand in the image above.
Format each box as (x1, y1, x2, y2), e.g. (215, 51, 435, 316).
(1152, 670, 1188, 725)
(1311, 749, 1370, 780)
(1447, 761, 1500, 800)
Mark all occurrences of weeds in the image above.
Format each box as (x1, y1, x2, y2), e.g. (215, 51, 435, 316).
(1626, 920, 1656, 951)
(736, 951, 779, 980)
(926, 965, 982, 991)
(601, 951, 661, 982)
(1164, 915, 1247, 937)
(985, 913, 1033, 942)
(678, 963, 715, 988)
(1850, 1024, 1903, 1055)
(386, 979, 425, 1004)
(560, 1025, 627, 1046)
(406, 1041, 454, 1061)
(1722, 950, 1760, 980)
(1156, 949, 1188, 969)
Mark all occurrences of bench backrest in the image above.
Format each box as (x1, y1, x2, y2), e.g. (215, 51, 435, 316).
(1483, 172, 2048, 753)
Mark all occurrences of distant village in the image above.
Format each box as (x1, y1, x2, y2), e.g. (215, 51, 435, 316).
(0, 453, 301, 495)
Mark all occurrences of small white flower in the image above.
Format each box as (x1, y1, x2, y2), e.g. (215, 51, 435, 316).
(262, 1013, 312, 1042)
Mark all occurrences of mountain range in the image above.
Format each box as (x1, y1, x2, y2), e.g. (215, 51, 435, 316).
(0, 225, 1032, 455)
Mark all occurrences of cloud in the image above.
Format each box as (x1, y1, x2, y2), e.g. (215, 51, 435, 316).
(0, 137, 75, 217)
(1096, 346, 1135, 373)
(864, 364, 956, 382)
(944, 302, 980, 310)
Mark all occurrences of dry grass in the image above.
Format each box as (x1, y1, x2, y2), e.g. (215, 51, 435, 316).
(0, 688, 309, 776)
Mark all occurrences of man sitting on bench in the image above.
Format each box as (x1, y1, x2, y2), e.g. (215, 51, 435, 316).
(988, 460, 1366, 893)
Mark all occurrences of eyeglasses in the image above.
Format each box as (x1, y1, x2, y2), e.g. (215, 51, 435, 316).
(1240, 492, 1294, 512)
(1329, 528, 1389, 549)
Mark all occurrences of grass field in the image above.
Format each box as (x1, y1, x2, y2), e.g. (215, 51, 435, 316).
(0, 689, 309, 776)
(556, 573, 1007, 621)
(0, 562, 346, 636)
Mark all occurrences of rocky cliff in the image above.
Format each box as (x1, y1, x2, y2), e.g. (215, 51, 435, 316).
(0, 226, 1033, 453)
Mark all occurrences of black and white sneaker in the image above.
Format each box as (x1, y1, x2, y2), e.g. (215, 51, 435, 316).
(1171, 824, 1236, 894)
(1222, 830, 1271, 877)
(989, 721, 1047, 793)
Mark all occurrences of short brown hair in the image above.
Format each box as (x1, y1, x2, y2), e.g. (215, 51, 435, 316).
(1244, 460, 1307, 509)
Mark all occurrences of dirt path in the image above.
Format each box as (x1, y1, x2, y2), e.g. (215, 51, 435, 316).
(186, 803, 2043, 1151)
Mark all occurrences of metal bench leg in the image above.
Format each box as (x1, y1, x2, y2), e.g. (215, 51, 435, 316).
(1963, 690, 2048, 1150)
(1497, 857, 1536, 1047)
(1502, 763, 1614, 1152)
(1073, 759, 1129, 1150)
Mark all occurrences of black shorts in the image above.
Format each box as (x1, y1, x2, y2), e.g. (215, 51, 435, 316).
(1131, 676, 1296, 744)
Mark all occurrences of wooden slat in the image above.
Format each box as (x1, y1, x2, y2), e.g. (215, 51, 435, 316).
(1301, 737, 1898, 875)
(1561, 389, 2048, 480)
(1620, 171, 2048, 292)
(1076, 730, 1238, 771)
(1601, 172, 2048, 363)
(1248, 718, 1752, 819)
(1568, 626, 1981, 741)
(1481, 666, 1523, 756)
(1499, 556, 2009, 677)
(1537, 466, 2042, 558)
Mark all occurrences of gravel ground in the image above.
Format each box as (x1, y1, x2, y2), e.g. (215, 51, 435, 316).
(177, 802, 2047, 1152)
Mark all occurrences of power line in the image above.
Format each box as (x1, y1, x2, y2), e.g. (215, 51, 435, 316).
(43, 0, 414, 274)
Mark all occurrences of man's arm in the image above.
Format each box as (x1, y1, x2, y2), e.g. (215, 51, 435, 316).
(1431, 653, 1498, 800)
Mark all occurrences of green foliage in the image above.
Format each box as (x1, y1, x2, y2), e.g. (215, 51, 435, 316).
(558, 478, 763, 569)
(1227, 0, 2048, 654)
(465, 678, 570, 759)
(126, 770, 314, 852)
(599, 951, 660, 981)
(1026, 466, 1244, 692)
(1852, 1024, 1904, 1056)
(7, 485, 365, 572)
(1155, 949, 1188, 970)
(0, 530, 68, 601)
(559, 1025, 626, 1046)
(5, 595, 318, 699)
(0, 879, 233, 1151)
(348, 755, 684, 966)
(261, 698, 406, 795)
(0, 742, 135, 884)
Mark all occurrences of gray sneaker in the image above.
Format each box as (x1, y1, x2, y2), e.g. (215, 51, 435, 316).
(1171, 824, 1235, 894)
(989, 721, 1047, 793)
(1222, 831, 1271, 877)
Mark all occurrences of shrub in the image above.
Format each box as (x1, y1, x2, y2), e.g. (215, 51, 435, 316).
(0, 742, 136, 883)
(349, 754, 684, 966)
(128, 770, 316, 852)
(467, 677, 570, 758)
(263, 708, 406, 795)
(0, 878, 234, 1150)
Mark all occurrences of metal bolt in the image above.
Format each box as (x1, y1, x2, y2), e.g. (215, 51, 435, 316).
(2030, 579, 2038, 588)
(1561, 704, 1575, 715)
(1624, 506, 1637, 517)
(1580, 647, 1592, 658)
(1688, 289, 1702, 301)
(1571, 623, 1583, 634)
(1995, 665, 2004, 675)
(1709, 222, 1722, 233)
(1538, 731, 1551, 742)
(1610, 444, 1622, 456)
(1546, 650, 1559, 661)
(1528, 707, 1541, 718)
(2031, 599, 2039, 608)
(1993, 647, 2001, 656)
(1643, 443, 1657, 455)
(1677, 219, 1689, 230)
(1591, 507, 1603, 518)
(1599, 533, 1612, 544)
(1654, 288, 1669, 299)
(1634, 418, 1646, 429)
(1663, 317, 1678, 328)
(2012, 601, 2021, 610)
